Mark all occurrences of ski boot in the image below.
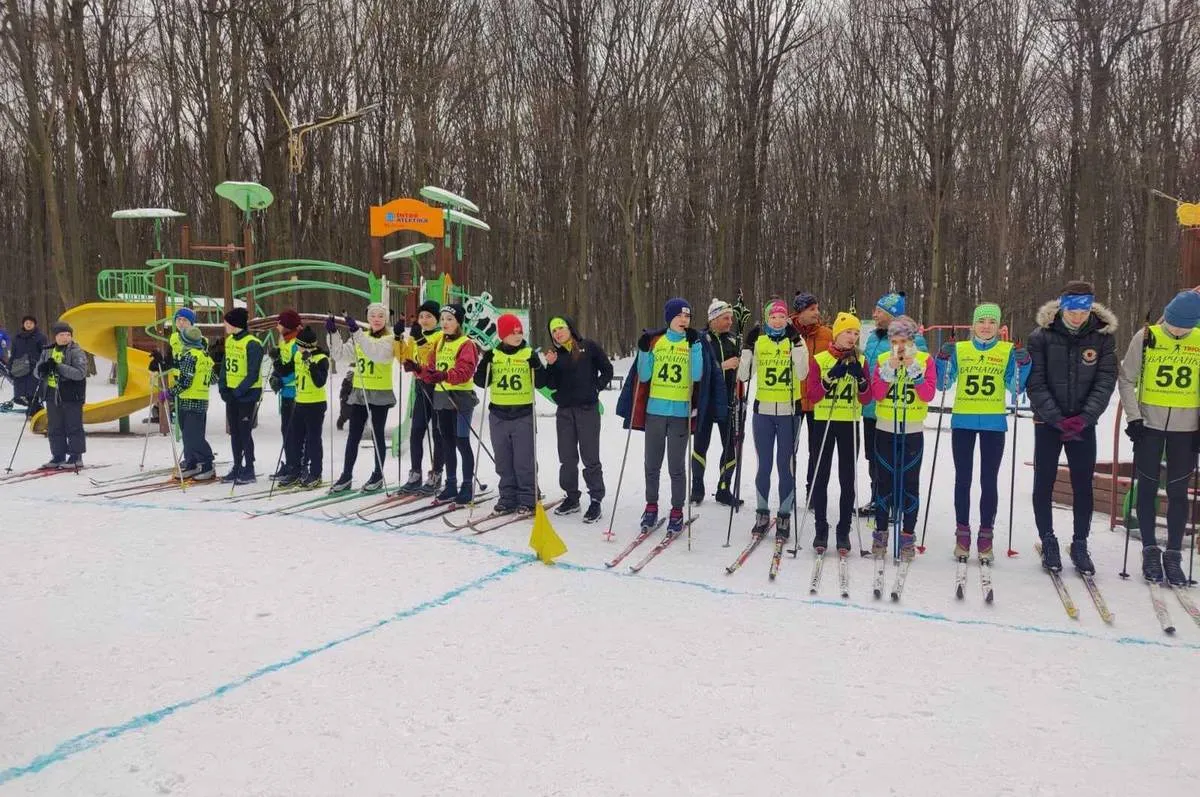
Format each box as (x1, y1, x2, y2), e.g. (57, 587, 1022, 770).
(399, 470, 423, 493)
(329, 473, 354, 494)
(193, 465, 216, 482)
(435, 482, 458, 503)
(493, 501, 516, 515)
(554, 496, 581, 516)
(300, 470, 322, 489)
(689, 487, 704, 506)
(899, 531, 916, 561)
(421, 470, 442, 495)
(1163, 549, 1187, 587)
(234, 466, 257, 486)
(583, 500, 603, 524)
(857, 499, 877, 518)
(871, 527, 889, 557)
(41, 458, 65, 470)
(667, 507, 685, 535)
(835, 531, 852, 553)
(977, 527, 994, 564)
(455, 480, 474, 506)
(178, 464, 201, 479)
(1039, 535, 1063, 573)
(276, 470, 302, 488)
(751, 510, 771, 537)
(640, 503, 659, 529)
(220, 467, 240, 483)
(1069, 539, 1095, 575)
(714, 487, 744, 508)
(362, 472, 385, 493)
(64, 455, 83, 469)
(1142, 545, 1164, 583)
(775, 513, 791, 541)
(954, 524, 971, 560)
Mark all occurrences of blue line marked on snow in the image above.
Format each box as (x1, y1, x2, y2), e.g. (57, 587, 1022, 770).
(0, 558, 533, 786)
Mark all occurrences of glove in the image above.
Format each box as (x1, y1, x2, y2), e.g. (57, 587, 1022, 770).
(299, 349, 312, 362)
(402, 359, 420, 373)
(1058, 415, 1087, 441)
(393, 321, 406, 338)
(268, 374, 282, 392)
(324, 315, 338, 335)
(344, 315, 359, 334)
(1125, 419, 1145, 443)
(827, 360, 848, 380)
(1014, 343, 1031, 367)
(428, 370, 449, 384)
(148, 350, 164, 372)
(685, 328, 699, 345)
(905, 361, 924, 381)
(157, 389, 170, 403)
(270, 348, 283, 365)
(637, 331, 654, 352)
(845, 358, 865, 380)
(36, 360, 56, 377)
(936, 342, 954, 361)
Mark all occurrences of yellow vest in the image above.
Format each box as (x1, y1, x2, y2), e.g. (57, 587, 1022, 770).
(45, 348, 64, 389)
(179, 349, 213, 400)
(490, 347, 534, 406)
(398, 328, 443, 364)
(812, 350, 863, 422)
(754, 333, 796, 404)
(1140, 325, 1200, 409)
(953, 340, 1011, 416)
(648, 335, 691, 403)
(352, 335, 393, 391)
(875, 351, 930, 425)
(169, 331, 184, 361)
(223, 334, 262, 389)
(294, 352, 328, 404)
(434, 335, 475, 392)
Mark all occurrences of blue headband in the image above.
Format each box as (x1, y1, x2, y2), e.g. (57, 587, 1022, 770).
(1060, 294, 1094, 312)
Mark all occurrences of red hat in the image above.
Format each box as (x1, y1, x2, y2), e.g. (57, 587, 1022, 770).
(496, 313, 523, 339)
(277, 309, 302, 331)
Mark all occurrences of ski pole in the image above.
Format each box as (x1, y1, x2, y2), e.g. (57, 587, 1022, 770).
(1189, 449, 1199, 585)
(917, 338, 953, 553)
(140, 371, 157, 470)
(467, 363, 490, 520)
(160, 380, 185, 490)
(5, 389, 35, 472)
(1006, 359, 1023, 558)
(604, 376, 641, 542)
(852, 404, 868, 557)
(790, 375, 843, 556)
(723, 380, 747, 548)
(328, 358, 336, 487)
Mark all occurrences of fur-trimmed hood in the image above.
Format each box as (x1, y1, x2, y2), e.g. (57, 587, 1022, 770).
(1035, 299, 1118, 335)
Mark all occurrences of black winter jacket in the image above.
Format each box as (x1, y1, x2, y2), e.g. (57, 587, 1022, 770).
(10, 327, 47, 373)
(543, 316, 614, 409)
(1025, 300, 1118, 426)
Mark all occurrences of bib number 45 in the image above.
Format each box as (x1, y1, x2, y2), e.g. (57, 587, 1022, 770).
(886, 383, 916, 405)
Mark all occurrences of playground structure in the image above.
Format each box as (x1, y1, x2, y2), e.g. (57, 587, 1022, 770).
(30, 181, 515, 439)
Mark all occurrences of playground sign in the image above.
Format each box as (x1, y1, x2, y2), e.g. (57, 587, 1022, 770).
(369, 197, 444, 239)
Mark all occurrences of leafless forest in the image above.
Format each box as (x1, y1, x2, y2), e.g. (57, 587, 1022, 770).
(1, 0, 1198, 350)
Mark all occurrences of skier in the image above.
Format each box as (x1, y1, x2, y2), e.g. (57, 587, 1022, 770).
(165, 325, 215, 481)
(217, 307, 263, 484)
(394, 300, 445, 494)
(691, 299, 737, 506)
(1026, 280, 1118, 574)
(405, 303, 480, 505)
(9, 316, 45, 411)
(789, 291, 833, 497)
(326, 303, 396, 493)
(269, 308, 302, 477)
(1116, 289, 1200, 586)
(336, 369, 353, 430)
(860, 292, 928, 516)
(735, 298, 810, 541)
(272, 325, 329, 488)
(0, 323, 9, 365)
(934, 302, 1032, 562)
(474, 313, 547, 514)
(804, 311, 871, 551)
(148, 307, 196, 424)
(36, 321, 88, 468)
(869, 315, 936, 560)
(543, 315, 613, 522)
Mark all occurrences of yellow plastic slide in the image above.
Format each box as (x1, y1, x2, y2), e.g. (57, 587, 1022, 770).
(31, 302, 157, 433)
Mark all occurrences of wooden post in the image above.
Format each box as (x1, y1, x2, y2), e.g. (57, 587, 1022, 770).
(1182, 227, 1200, 288)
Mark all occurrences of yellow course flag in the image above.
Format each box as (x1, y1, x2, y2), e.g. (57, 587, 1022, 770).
(529, 502, 568, 564)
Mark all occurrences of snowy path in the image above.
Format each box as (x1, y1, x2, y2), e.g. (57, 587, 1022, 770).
(1, 377, 1197, 795)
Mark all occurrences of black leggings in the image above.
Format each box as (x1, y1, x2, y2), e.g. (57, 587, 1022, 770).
(437, 406, 475, 488)
(343, 403, 390, 479)
(1134, 428, 1195, 551)
(810, 420, 858, 538)
(226, 401, 256, 470)
(410, 383, 445, 474)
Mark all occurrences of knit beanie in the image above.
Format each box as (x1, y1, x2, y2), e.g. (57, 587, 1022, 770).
(441, 303, 466, 327)
(50, 321, 72, 336)
(181, 326, 206, 348)
(277, 309, 302, 331)
(887, 315, 919, 341)
(877, 292, 906, 317)
(663, 297, 691, 326)
(497, 313, 523, 339)
(418, 300, 440, 318)
(224, 307, 249, 330)
(174, 307, 196, 325)
(365, 302, 388, 319)
(831, 312, 861, 341)
(708, 298, 733, 322)
(973, 303, 1001, 324)
(792, 292, 818, 313)
(296, 325, 319, 348)
(1163, 290, 1200, 329)
(548, 316, 570, 334)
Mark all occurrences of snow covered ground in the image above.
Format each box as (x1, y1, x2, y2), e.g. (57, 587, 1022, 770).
(1, 363, 1197, 796)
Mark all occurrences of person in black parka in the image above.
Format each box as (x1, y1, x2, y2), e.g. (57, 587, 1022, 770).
(1026, 279, 1118, 575)
(11, 316, 47, 410)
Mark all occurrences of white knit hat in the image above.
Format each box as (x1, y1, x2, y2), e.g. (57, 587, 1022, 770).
(365, 302, 388, 318)
(708, 298, 733, 322)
